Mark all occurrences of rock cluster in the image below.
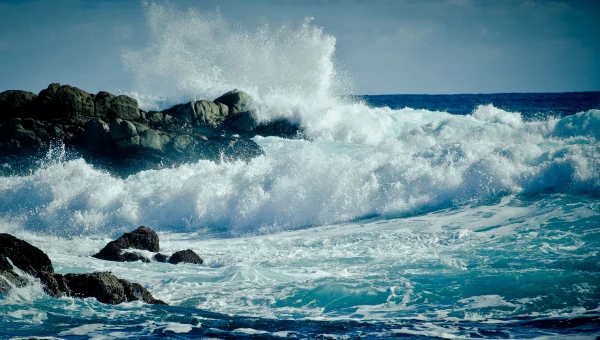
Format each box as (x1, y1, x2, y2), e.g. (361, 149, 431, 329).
(93, 226, 159, 262)
(93, 226, 203, 265)
(0, 233, 165, 305)
(0, 84, 302, 176)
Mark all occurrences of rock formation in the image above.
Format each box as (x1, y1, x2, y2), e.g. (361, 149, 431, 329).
(93, 226, 204, 265)
(168, 249, 204, 265)
(92, 226, 159, 262)
(0, 233, 164, 305)
(0, 83, 302, 177)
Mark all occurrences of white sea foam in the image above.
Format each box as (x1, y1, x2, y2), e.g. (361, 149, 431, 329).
(0, 107, 598, 237)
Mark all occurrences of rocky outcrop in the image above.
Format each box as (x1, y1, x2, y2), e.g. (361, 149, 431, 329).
(168, 249, 204, 265)
(92, 226, 159, 263)
(94, 227, 204, 266)
(61, 272, 165, 305)
(0, 233, 164, 305)
(0, 233, 52, 294)
(153, 253, 169, 263)
(0, 83, 308, 177)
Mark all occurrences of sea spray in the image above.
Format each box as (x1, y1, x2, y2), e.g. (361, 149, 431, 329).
(1, 107, 598, 237)
(122, 3, 350, 114)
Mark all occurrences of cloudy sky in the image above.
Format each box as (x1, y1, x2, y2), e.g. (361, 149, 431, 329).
(0, 0, 598, 95)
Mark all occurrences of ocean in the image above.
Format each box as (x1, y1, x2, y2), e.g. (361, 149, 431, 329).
(2, 4, 600, 339)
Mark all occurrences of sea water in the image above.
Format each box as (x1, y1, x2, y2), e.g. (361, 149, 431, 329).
(1, 3, 600, 339)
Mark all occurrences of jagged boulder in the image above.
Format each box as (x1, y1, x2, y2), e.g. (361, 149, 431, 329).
(0, 83, 297, 177)
(82, 119, 111, 154)
(0, 234, 164, 305)
(0, 234, 50, 294)
(153, 253, 169, 263)
(168, 249, 203, 265)
(162, 99, 229, 130)
(95, 91, 140, 122)
(0, 90, 37, 121)
(0, 233, 54, 275)
(92, 226, 159, 262)
(62, 272, 165, 305)
(37, 83, 95, 121)
(214, 89, 257, 132)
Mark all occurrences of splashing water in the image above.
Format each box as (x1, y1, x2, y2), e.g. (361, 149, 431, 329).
(122, 3, 348, 114)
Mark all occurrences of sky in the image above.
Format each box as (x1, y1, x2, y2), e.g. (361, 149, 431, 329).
(0, 0, 598, 95)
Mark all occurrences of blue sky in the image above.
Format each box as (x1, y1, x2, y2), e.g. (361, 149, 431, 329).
(0, 0, 598, 95)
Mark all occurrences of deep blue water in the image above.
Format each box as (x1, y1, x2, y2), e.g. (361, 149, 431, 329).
(362, 92, 600, 118)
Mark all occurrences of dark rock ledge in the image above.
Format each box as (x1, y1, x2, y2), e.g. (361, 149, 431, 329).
(0, 233, 165, 305)
(0, 84, 302, 177)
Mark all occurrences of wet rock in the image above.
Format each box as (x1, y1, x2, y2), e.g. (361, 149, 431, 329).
(0, 233, 54, 275)
(214, 89, 252, 115)
(92, 226, 160, 262)
(0, 83, 310, 177)
(62, 272, 165, 305)
(95, 91, 140, 122)
(0, 90, 37, 121)
(153, 253, 169, 263)
(168, 249, 203, 265)
(0, 254, 30, 294)
(0, 233, 164, 304)
(253, 119, 304, 139)
(37, 83, 95, 121)
(214, 89, 258, 132)
(82, 119, 111, 154)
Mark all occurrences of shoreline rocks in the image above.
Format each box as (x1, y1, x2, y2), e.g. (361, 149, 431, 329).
(0, 83, 302, 177)
(94, 226, 204, 266)
(168, 249, 204, 265)
(0, 233, 165, 305)
(92, 226, 159, 263)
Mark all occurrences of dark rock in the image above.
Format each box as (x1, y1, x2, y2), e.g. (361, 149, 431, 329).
(153, 253, 169, 263)
(214, 89, 252, 115)
(95, 91, 140, 122)
(168, 249, 203, 265)
(121, 252, 151, 263)
(92, 226, 160, 262)
(214, 89, 258, 132)
(0, 234, 165, 305)
(0, 233, 54, 275)
(214, 137, 265, 162)
(0, 255, 29, 294)
(254, 119, 304, 139)
(37, 83, 95, 121)
(82, 119, 111, 154)
(63, 272, 165, 305)
(0, 83, 310, 177)
(37, 272, 70, 298)
(0, 90, 37, 121)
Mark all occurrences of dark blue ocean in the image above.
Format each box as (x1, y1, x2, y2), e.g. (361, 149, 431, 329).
(1, 91, 600, 339)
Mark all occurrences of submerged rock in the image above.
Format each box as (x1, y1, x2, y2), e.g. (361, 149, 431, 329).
(0, 233, 165, 305)
(168, 249, 203, 265)
(92, 226, 158, 262)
